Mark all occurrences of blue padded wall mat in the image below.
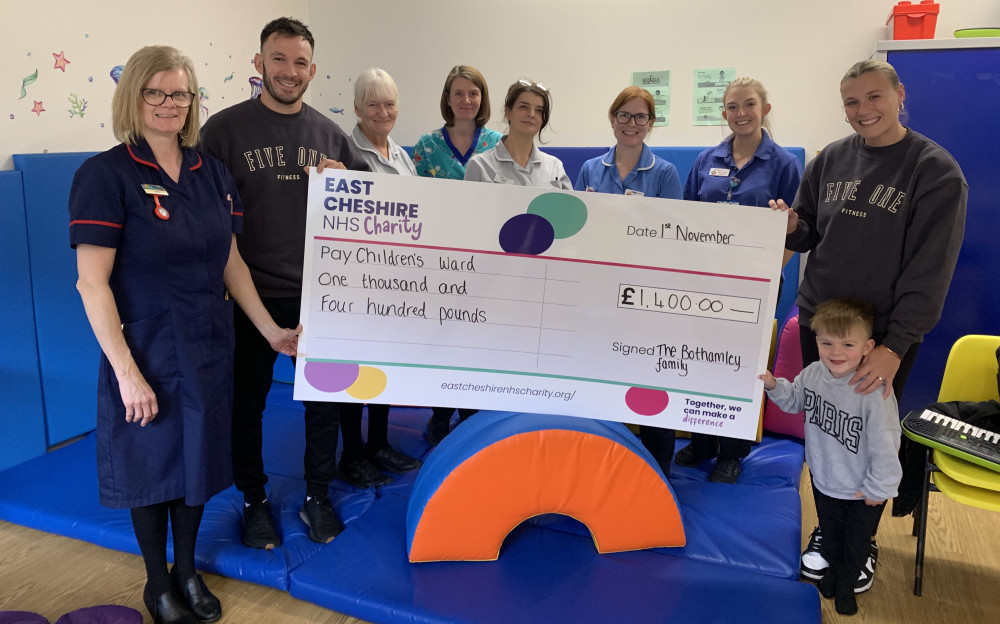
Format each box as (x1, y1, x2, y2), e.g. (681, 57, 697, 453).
(0, 170, 46, 471)
(290, 491, 820, 624)
(13, 152, 101, 446)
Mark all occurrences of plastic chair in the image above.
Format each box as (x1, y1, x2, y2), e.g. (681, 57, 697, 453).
(906, 335, 1000, 596)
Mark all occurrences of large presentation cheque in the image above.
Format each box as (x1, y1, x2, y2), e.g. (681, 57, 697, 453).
(293, 170, 787, 441)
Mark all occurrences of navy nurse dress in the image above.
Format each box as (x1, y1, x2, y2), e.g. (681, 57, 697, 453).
(68, 139, 243, 508)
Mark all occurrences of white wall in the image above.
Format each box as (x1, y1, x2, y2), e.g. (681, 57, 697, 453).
(311, 0, 1000, 158)
(2, 1, 998, 169)
(0, 0, 307, 169)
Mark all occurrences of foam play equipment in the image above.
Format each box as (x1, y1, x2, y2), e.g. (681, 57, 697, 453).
(406, 412, 685, 562)
(763, 312, 805, 438)
(0, 380, 815, 622)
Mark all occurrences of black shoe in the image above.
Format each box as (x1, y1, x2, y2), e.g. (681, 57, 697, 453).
(369, 445, 422, 473)
(143, 586, 197, 624)
(835, 590, 858, 616)
(338, 457, 392, 488)
(242, 500, 281, 549)
(800, 526, 828, 580)
(170, 570, 221, 623)
(817, 569, 837, 600)
(854, 541, 878, 594)
(709, 458, 742, 483)
(674, 443, 717, 467)
(299, 495, 344, 544)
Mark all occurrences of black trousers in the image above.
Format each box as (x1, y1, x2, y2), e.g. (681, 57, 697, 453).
(686, 432, 752, 461)
(799, 324, 923, 501)
(812, 478, 886, 594)
(232, 297, 343, 501)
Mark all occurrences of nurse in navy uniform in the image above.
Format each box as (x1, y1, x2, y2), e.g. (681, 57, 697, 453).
(69, 46, 299, 624)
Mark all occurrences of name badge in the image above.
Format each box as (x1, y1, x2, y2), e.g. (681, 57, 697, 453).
(624, 189, 645, 197)
(709, 168, 730, 177)
(493, 174, 516, 185)
(142, 184, 169, 196)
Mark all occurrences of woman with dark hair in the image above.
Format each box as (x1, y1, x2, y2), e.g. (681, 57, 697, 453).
(70, 45, 299, 624)
(413, 65, 502, 180)
(464, 79, 571, 189)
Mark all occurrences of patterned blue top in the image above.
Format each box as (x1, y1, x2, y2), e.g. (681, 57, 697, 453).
(413, 125, 503, 180)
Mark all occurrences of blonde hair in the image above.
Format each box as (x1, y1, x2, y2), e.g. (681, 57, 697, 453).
(841, 60, 901, 89)
(810, 298, 874, 339)
(723, 76, 772, 135)
(112, 46, 199, 147)
(354, 67, 399, 109)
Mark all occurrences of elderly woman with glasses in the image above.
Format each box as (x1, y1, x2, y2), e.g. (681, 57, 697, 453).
(69, 45, 299, 624)
(464, 79, 571, 189)
(574, 86, 681, 198)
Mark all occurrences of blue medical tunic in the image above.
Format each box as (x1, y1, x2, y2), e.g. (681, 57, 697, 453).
(68, 139, 243, 508)
(574, 144, 682, 199)
(683, 131, 802, 207)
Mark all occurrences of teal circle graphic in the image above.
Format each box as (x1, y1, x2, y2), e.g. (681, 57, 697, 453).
(526, 193, 588, 239)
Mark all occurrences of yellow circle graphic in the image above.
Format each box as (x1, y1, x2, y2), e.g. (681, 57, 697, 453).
(345, 366, 388, 400)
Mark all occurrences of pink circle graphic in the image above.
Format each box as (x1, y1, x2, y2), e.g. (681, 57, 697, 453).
(624, 387, 669, 416)
(303, 361, 360, 393)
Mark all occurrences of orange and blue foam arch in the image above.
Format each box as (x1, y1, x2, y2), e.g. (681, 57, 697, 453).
(406, 411, 686, 562)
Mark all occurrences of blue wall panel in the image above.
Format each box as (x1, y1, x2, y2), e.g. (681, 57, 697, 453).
(0, 170, 47, 470)
(887, 47, 1000, 413)
(14, 153, 101, 445)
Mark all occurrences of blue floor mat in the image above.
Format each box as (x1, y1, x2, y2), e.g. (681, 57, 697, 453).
(0, 382, 818, 622)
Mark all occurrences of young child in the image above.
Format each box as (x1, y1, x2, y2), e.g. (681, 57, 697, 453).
(760, 298, 901, 616)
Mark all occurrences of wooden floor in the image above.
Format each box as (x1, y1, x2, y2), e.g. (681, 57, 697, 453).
(2, 468, 998, 623)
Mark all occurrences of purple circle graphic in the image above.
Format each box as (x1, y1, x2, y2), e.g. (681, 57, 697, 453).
(499, 213, 555, 255)
(304, 361, 360, 393)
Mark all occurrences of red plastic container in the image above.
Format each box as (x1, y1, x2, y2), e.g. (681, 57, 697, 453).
(886, 1, 940, 40)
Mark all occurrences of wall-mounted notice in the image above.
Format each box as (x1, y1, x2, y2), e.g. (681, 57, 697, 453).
(294, 171, 786, 440)
(693, 67, 735, 126)
(631, 70, 670, 127)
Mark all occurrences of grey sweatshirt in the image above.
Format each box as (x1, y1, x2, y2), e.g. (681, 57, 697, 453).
(786, 130, 966, 355)
(767, 361, 902, 501)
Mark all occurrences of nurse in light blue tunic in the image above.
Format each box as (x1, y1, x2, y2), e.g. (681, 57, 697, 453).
(70, 46, 298, 623)
(575, 86, 682, 199)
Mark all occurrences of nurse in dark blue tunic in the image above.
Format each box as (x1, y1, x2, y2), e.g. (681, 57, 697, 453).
(678, 77, 802, 484)
(70, 46, 299, 624)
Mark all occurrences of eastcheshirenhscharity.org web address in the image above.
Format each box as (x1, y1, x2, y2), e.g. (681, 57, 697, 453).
(440, 382, 576, 402)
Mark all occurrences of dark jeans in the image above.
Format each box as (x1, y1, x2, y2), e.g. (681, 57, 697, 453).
(638, 425, 676, 476)
(341, 403, 391, 462)
(799, 324, 923, 502)
(232, 297, 343, 501)
(812, 477, 886, 594)
(428, 407, 477, 438)
(686, 433, 751, 461)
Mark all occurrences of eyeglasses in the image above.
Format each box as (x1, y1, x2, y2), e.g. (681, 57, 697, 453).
(727, 176, 741, 201)
(518, 79, 548, 92)
(141, 88, 195, 108)
(614, 111, 652, 126)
